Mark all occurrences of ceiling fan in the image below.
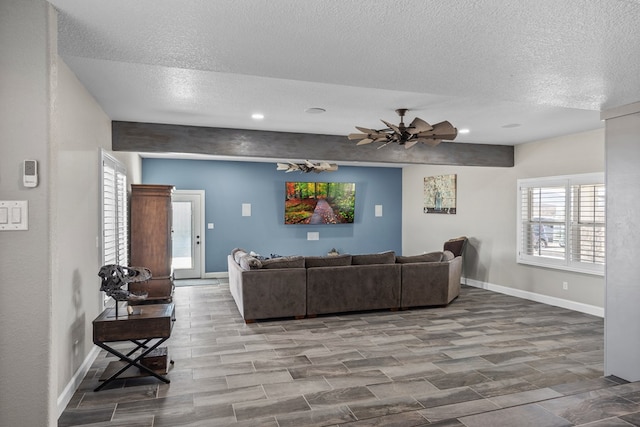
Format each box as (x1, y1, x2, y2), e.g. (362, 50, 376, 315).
(348, 108, 458, 149)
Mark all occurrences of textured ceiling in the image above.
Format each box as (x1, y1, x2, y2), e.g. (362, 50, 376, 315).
(49, 0, 640, 146)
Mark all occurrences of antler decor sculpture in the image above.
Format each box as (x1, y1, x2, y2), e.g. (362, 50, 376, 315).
(98, 264, 151, 317)
(276, 160, 338, 173)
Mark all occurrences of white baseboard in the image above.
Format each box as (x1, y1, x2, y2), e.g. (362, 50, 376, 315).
(464, 277, 604, 318)
(204, 271, 229, 279)
(57, 345, 100, 417)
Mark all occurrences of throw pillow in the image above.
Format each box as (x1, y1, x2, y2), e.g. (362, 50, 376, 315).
(233, 248, 248, 264)
(260, 256, 305, 269)
(239, 254, 262, 270)
(442, 250, 455, 261)
(351, 250, 396, 265)
(305, 254, 352, 268)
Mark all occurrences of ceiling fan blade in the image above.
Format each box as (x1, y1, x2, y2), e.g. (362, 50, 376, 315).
(356, 126, 378, 134)
(408, 117, 432, 134)
(356, 138, 374, 145)
(373, 137, 388, 143)
(404, 139, 420, 149)
(380, 120, 400, 134)
(431, 121, 457, 139)
(348, 133, 369, 140)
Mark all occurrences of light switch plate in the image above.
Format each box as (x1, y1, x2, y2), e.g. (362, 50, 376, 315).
(307, 232, 319, 241)
(375, 204, 383, 217)
(0, 200, 28, 230)
(242, 203, 251, 217)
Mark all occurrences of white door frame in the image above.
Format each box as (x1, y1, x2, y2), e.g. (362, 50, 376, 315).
(172, 190, 205, 279)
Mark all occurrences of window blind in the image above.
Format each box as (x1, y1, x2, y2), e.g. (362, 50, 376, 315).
(517, 173, 605, 275)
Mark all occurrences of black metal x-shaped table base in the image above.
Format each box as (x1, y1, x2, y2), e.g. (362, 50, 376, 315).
(94, 337, 171, 392)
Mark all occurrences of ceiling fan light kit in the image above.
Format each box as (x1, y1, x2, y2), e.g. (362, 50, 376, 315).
(348, 108, 458, 149)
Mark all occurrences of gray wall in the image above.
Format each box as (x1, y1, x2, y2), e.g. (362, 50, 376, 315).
(403, 129, 605, 312)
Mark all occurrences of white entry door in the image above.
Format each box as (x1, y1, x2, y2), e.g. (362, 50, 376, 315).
(172, 190, 205, 279)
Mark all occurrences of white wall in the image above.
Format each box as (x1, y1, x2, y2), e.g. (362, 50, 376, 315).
(0, 2, 120, 424)
(603, 103, 640, 381)
(403, 128, 605, 311)
(0, 1, 55, 425)
(52, 58, 113, 410)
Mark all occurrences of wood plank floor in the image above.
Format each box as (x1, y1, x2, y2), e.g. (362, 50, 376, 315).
(59, 284, 640, 426)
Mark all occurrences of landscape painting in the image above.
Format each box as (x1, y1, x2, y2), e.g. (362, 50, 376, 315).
(424, 174, 457, 214)
(285, 182, 356, 224)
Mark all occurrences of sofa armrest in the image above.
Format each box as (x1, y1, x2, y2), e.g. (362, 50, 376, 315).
(228, 255, 306, 321)
(400, 256, 462, 308)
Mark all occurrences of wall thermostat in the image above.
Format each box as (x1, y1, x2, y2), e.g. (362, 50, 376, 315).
(23, 160, 38, 188)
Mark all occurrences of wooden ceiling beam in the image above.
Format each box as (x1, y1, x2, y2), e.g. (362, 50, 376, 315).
(112, 121, 514, 167)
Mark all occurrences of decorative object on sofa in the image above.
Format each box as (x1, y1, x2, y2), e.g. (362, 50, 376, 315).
(284, 181, 355, 225)
(327, 248, 340, 256)
(129, 184, 175, 302)
(98, 264, 151, 317)
(277, 160, 338, 173)
(424, 174, 457, 214)
(348, 108, 458, 149)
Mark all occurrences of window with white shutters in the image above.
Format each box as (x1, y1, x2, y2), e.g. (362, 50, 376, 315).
(101, 150, 127, 267)
(517, 173, 605, 275)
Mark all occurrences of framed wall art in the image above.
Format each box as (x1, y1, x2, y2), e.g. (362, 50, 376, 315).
(424, 174, 457, 214)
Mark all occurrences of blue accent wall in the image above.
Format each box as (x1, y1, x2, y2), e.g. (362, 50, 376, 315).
(142, 159, 402, 272)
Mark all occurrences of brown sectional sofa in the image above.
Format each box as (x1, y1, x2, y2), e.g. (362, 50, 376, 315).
(227, 249, 461, 323)
(306, 251, 401, 316)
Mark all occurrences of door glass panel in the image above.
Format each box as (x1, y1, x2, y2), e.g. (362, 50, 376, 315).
(172, 201, 192, 269)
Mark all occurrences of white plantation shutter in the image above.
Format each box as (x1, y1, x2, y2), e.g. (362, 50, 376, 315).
(517, 173, 604, 275)
(102, 151, 127, 266)
(570, 183, 605, 267)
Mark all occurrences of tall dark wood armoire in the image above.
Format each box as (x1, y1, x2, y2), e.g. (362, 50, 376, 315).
(129, 184, 175, 302)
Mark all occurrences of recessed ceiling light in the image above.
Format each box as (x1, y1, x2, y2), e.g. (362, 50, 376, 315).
(305, 107, 326, 114)
(251, 113, 264, 120)
(458, 128, 470, 134)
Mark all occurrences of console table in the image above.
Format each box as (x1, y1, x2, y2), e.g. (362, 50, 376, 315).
(92, 303, 175, 391)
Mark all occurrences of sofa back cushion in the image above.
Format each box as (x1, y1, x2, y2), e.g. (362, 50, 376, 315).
(396, 251, 443, 263)
(261, 256, 305, 269)
(352, 251, 396, 265)
(305, 254, 352, 268)
(443, 237, 467, 257)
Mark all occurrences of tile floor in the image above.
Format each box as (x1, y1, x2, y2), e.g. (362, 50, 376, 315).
(59, 283, 640, 426)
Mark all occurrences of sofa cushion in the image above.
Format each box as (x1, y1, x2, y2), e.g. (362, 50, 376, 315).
(305, 254, 352, 268)
(352, 251, 396, 265)
(396, 251, 443, 263)
(261, 256, 305, 269)
(239, 254, 262, 270)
